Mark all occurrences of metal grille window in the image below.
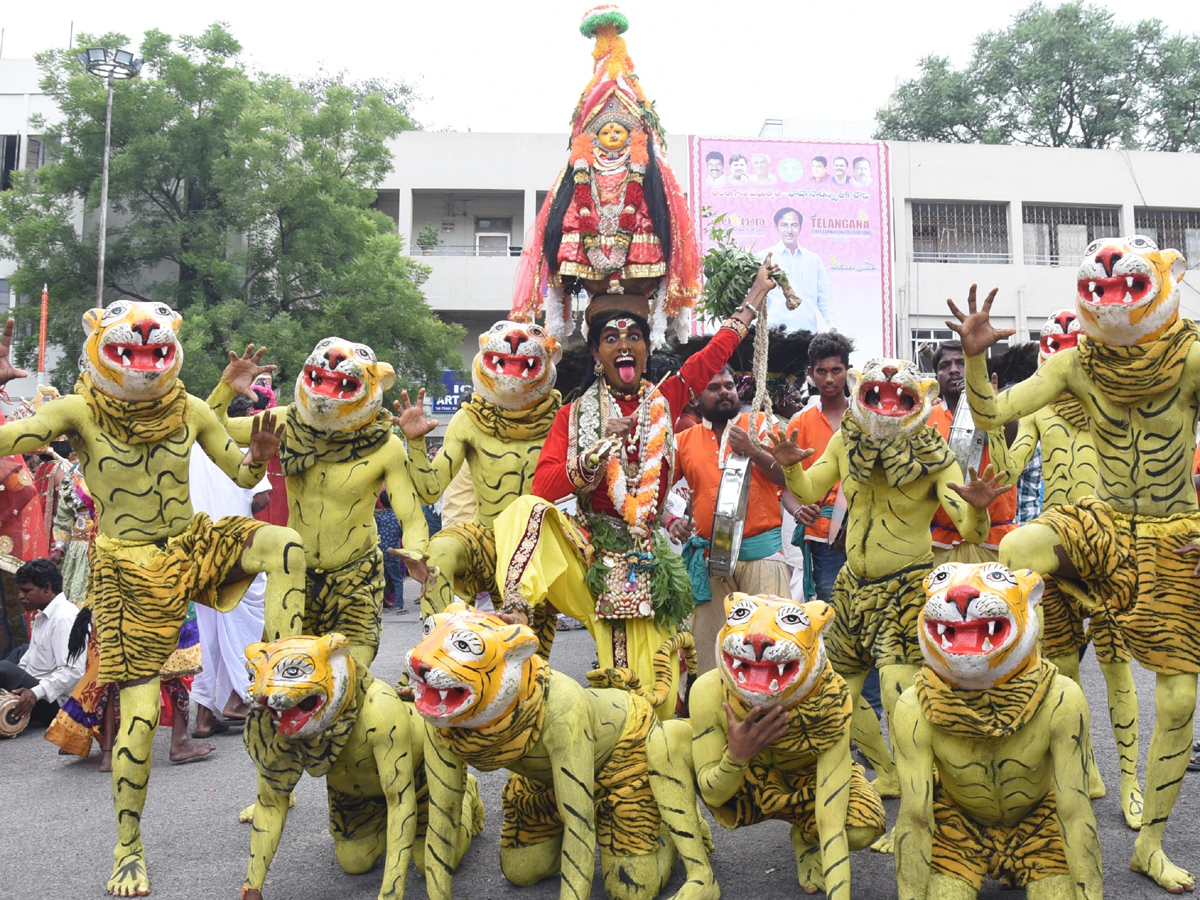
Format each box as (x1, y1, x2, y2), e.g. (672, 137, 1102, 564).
(1023, 205, 1120, 265)
(1134, 208, 1200, 267)
(910, 202, 1011, 264)
(911, 328, 1011, 375)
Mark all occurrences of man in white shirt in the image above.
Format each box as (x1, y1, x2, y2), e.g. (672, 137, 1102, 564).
(760, 207, 836, 333)
(0, 559, 85, 727)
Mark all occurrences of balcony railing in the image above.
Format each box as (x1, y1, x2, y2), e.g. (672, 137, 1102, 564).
(910, 250, 1013, 264)
(413, 243, 523, 258)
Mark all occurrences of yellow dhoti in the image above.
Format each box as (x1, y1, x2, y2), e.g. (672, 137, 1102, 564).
(495, 495, 680, 719)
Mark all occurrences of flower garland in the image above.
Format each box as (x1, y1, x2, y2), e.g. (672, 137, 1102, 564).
(603, 380, 670, 535)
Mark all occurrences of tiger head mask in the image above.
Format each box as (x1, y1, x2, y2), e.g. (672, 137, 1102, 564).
(81, 299, 183, 401)
(847, 358, 939, 440)
(919, 562, 1043, 690)
(717, 593, 835, 709)
(472, 320, 560, 410)
(1076, 235, 1186, 347)
(1038, 309, 1081, 366)
(405, 602, 540, 729)
(244, 633, 355, 740)
(294, 337, 395, 433)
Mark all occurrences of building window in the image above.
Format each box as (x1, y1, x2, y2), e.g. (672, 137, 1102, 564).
(1134, 208, 1200, 267)
(1, 135, 19, 190)
(1023, 204, 1119, 265)
(910, 202, 1010, 264)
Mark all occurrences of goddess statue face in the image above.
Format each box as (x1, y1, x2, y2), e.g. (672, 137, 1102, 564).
(596, 120, 630, 152)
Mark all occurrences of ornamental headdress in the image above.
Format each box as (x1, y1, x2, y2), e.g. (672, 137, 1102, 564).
(511, 5, 701, 347)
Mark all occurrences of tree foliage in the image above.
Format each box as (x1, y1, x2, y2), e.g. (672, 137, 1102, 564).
(0, 24, 462, 399)
(874, 2, 1200, 152)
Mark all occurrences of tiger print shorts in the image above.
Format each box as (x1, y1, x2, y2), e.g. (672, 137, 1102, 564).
(717, 761, 886, 843)
(827, 561, 930, 675)
(500, 693, 660, 858)
(1038, 575, 1090, 661)
(91, 513, 264, 683)
(931, 784, 1069, 889)
(304, 547, 385, 655)
(1038, 497, 1198, 674)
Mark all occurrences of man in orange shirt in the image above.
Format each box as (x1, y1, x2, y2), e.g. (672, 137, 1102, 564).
(926, 341, 1017, 562)
(672, 366, 788, 673)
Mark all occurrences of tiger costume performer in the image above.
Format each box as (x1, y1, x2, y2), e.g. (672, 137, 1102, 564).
(769, 357, 1000, 804)
(239, 633, 483, 900)
(687, 593, 885, 899)
(986, 308, 1141, 826)
(396, 320, 561, 615)
(210, 337, 429, 668)
(892, 563, 1102, 900)
(408, 602, 719, 900)
(952, 235, 1200, 891)
(0, 302, 306, 897)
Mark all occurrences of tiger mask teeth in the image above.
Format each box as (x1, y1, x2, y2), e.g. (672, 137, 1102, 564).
(81, 300, 184, 401)
(294, 337, 395, 433)
(472, 319, 560, 411)
(846, 358, 938, 440)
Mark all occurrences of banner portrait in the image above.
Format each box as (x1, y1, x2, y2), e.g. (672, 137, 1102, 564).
(689, 137, 894, 357)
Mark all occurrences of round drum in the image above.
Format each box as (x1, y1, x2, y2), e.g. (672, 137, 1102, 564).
(708, 455, 752, 579)
(0, 689, 30, 738)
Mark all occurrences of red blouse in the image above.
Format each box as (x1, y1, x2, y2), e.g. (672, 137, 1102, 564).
(533, 325, 742, 512)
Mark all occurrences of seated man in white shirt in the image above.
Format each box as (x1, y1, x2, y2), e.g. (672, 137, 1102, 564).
(0, 559, 85, 727)
(761, 206, 835, 333)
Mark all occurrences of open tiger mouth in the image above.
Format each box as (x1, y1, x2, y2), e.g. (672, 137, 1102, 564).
(270, 693, 325, 736)
(924, 617, 1011, 655)
(722, 652, 801, 695)
(102, 342, 176, 372)
(481, 352, 544, 380)
(409, 663, 474, 719)
(304, 365, 362, 400)
(1078, 273, 1152, 307)
(858, 380, 918, 417)
(1040, 334, 1079, 357)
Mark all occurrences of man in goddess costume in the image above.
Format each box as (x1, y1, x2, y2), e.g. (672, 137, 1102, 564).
(394, 320, 562, 621)
(949, 234, 1199, 892)
(209, 337, 429, 669)
(0, 302, 306, 897)
(768, 358, 1004, 804)
(496, 5, 769, 718)
(985, 308, 1141, 828)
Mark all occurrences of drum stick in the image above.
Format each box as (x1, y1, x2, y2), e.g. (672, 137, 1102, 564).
(624, 372, 674, 420)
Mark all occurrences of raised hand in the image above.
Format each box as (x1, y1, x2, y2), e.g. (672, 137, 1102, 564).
(767, 430, 814, 469)
(947, 464, 1009, 509)
(391, 390, 439, 440)
(0, 319, 29, 387)
(605, 416, 634, 439)
(246, 410, 284, 465)
(945, 285, 1015, 357)
(223, 344, 277, 400)
(724, 702, 790, 764)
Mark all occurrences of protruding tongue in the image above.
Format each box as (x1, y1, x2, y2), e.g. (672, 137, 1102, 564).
(616, 362, 637, 384)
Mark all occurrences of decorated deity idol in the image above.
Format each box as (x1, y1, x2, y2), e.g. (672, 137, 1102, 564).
(769, 358, 1004, 804)
(0, 302, 306, 896)
(210, 337, 429, 669)
(987, 308, 1141, 826)
(493, 5, 771, 718)
(893, 563, 1102, 900)
(952, 236, 1200, 891)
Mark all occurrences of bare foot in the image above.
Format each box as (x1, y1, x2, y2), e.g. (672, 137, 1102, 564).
(107, 848, 150, 896)
(222, 695, 250, 720)
(169, 736, 216, 763)
(99, 750, 113, 773)
(1132, 839, 1196, 893)
(870, 827, 895, 854)
(871, 770, 901, 799)
(1123, 782, 1145, 831)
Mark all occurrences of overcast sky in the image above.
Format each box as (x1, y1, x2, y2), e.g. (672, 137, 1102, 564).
(4, 0, 1200, 136)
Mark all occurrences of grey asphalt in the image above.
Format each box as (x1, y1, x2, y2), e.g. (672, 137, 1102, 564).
(2, 584, 1198, 900)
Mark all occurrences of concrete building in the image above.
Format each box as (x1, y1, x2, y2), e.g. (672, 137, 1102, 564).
(7, 55, 1200, 393)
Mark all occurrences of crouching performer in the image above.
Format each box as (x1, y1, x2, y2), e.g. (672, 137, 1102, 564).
(949, 235, 1200, 891)
(893, 562, 1103, 900)
(408, 603, 719, 900)
(689, 593, 885, 899)
(395, 319, 562, 615)
(210, 337, 428, 668)
(0, 303, 305, 896)
(239, 633, 483, 900)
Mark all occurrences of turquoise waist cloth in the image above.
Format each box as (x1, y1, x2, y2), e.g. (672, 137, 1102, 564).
(683, 527, 783, 604)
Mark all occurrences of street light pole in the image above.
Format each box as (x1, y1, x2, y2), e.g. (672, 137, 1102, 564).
(78, 47, 141, 306)
(96, 71, 114, 305)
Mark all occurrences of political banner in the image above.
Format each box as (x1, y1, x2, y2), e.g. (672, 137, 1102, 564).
(689, 137, 893, 357)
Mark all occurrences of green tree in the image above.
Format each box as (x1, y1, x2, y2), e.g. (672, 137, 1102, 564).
(0, 24, 462, 398)
(875, 2, 1200, 151)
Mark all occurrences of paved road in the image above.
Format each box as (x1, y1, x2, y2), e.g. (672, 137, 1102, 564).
(3, 590, 1198, 899)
